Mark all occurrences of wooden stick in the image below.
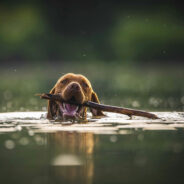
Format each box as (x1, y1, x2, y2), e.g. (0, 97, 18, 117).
(36, 93, 62, 101)
(85, 101, 158, 119)
(36, 93, 159, 119)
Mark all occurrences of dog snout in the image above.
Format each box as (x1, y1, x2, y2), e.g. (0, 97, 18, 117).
(69, 82, 80, 92)
(63, 82, 84, 103)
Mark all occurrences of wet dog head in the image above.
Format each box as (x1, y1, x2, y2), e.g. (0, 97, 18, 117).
(47, 73, 104, 120)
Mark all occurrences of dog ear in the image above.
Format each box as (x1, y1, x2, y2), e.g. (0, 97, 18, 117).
(90, 91, 105, 116)
(47, 87, 58, 119)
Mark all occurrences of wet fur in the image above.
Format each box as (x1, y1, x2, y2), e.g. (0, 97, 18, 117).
(47, 73, 104, 120)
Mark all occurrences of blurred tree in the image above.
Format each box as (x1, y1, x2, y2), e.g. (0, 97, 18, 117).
(0, 0, 184, 64)
(111, 12, 184, 63)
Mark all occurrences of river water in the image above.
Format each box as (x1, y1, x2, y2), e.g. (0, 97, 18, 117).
(0, 111, 184, 184)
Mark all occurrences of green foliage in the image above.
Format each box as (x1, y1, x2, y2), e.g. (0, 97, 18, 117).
(0, 4, 184, 62)
(0, 5, 47, 60)
(111, 13, 184, 62)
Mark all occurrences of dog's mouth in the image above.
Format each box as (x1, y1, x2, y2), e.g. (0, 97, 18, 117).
(59, 102, 83, 119)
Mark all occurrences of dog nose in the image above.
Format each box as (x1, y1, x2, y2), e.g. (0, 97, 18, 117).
(70, 83, 80, 91)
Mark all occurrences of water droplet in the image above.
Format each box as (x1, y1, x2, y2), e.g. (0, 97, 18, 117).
(4, 140, 15, 150)
(2, 106, 7, 111)
(20, 107, 25, 111)
(132, 101, 140, 108)
(28, 130, 34, 136)
(16, 125, 22, 131)
(19, 137, 29, 146)
(137, 134, 144, 141)
(34, 135, 45, 145)
(149, 97, 161, 107)
(110, 135, 118, 143)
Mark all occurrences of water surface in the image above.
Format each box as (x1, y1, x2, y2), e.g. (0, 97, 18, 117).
(0, 112, 184, 184)
(0, 64, 184, 184)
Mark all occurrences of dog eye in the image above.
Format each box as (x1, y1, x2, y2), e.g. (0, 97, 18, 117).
(61, 79, 68, 84)
(82, 81, 89, 88)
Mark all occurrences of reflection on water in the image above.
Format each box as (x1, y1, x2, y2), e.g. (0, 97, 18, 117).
(49, 132, 95, 184)
(0, 129, 184, 184)
(0, 112, 184, 184)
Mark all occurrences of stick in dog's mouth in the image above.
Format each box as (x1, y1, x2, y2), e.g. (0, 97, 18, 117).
(36, 93, 159, 119)
(36, 93, 83, 119)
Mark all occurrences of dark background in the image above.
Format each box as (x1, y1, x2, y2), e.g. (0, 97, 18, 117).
(1, 0, 184, 64)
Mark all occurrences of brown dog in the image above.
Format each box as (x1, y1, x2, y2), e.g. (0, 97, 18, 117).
(47, 73, 104, 120)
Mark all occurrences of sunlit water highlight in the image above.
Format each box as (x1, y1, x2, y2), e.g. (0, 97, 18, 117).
(0, 111, 184, 184)
(0, 111, 183, 134)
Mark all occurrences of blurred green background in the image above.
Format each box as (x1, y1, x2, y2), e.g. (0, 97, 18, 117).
(0, 0, 184, 112)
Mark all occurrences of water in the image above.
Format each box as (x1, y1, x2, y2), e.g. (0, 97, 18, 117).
(0, 112, 184, 184)
(0, 63, 184, 184)
(0, 63, 184, 112)
(1, 129, 184, 184)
